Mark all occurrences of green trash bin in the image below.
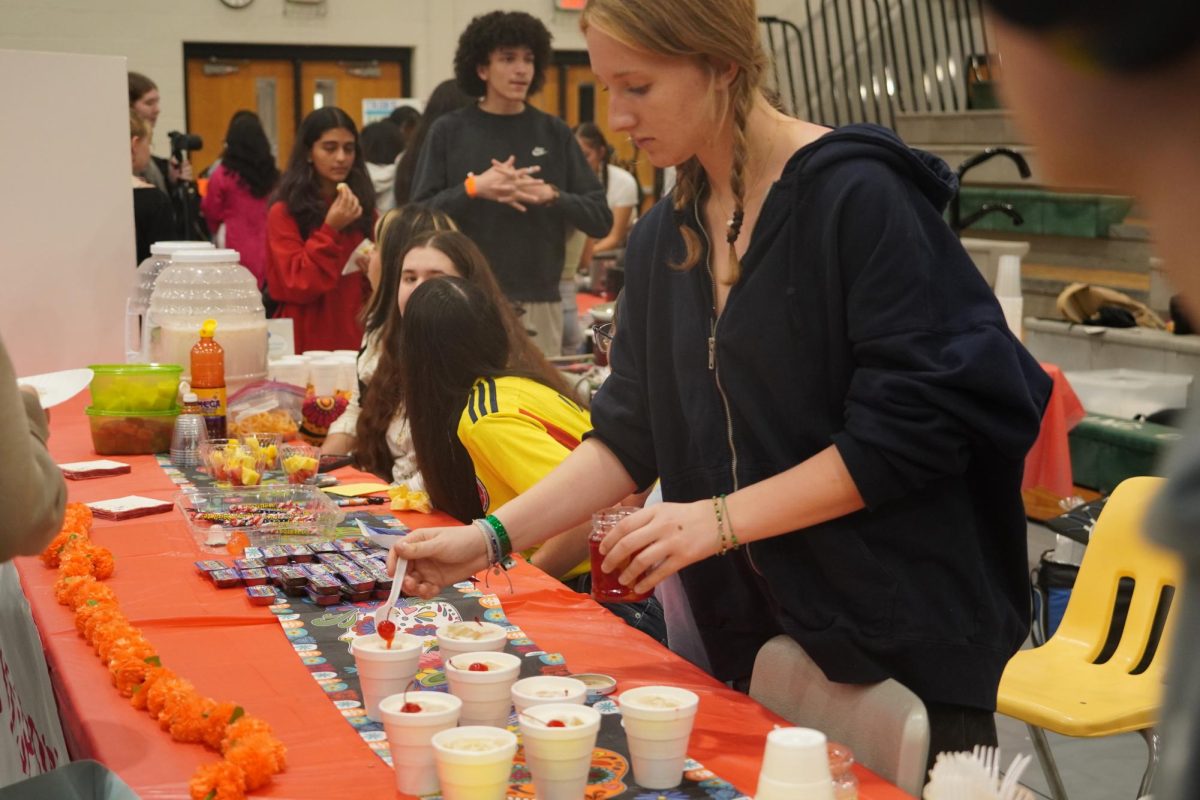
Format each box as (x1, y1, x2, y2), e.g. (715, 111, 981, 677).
(1068, 413, 1183, 493)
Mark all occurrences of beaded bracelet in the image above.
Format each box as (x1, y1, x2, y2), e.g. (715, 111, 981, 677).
(712, 494, 741, 555)
(485, 514, 513, 559)
(472, 518, 500, 566)
(719, 494, 741, 551)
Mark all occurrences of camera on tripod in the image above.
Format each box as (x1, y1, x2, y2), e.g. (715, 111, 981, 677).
(167, 130, 203, 163)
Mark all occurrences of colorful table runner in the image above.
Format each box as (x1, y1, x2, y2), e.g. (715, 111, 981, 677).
(268, 581, 751, 800)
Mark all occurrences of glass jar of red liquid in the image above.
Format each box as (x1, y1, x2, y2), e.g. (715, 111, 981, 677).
(589, 506, 652, 604)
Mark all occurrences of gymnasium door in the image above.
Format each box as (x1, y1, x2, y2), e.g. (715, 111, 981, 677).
(184, 44, 410, 176)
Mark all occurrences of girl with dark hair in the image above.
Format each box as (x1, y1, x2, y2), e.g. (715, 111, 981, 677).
(574, 122, 640, 254)
(360, 121, 405, 214)
(399, 275, 605, 584)
(393, 80, 474, 208)
(354, 230, 574, 485)
(201, 111, 279, 288)
(321, 205, 457, 458)
(266, 107, 376, 352)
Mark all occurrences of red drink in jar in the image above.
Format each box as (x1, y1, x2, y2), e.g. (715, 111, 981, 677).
(589, 507, 651, 604)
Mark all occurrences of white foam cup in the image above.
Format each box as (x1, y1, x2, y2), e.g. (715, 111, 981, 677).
(518, 703, 601, 800)
(616, 685, 699, 789)
(755, 773, 836, 800)
(379, 691, 462, 796)
(511, 675, 588, 714)
(431, 725, 518, 800)
(437, 620, 509, 658)
(349, 633, 421, 722)
(757, 727, 834, 786)
(443, 651, 521, 727)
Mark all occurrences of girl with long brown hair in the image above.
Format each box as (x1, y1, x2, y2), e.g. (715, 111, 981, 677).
(389, 0, 1050, 762)
(354, 231, 574, 486)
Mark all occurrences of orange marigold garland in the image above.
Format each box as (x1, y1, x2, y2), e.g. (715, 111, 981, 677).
(40, 503, 286, 798)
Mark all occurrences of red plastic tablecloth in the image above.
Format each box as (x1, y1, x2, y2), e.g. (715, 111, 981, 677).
(13, 393, 911, 799)
(1023, 363, 1087, 499)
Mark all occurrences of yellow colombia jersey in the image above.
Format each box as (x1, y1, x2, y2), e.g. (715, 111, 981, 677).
(457, 375, 591, 579)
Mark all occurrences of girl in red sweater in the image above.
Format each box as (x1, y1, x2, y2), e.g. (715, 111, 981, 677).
(266, 107, 376, 352)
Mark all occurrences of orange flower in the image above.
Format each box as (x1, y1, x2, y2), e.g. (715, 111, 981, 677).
(58, 551, 95, 579)
(64, 501, 93, 529)
(64, 579, 117, 610)
(147, 675, 196, 722)
(109, 651, 157, 698)
(97, 630, 151, 666)
(201, 703, 242, 751)
(188, 760, 247, 800)
(81, 607, 126, 646)
(88, 545, 115, 580)
(55, 574, 96, 605)
(132, 666, 174, 711)
(220, 716, 274, 754)
(41, 530, 87, 569)
(224, 732, 287, 791)
(165, 695, 215, 742)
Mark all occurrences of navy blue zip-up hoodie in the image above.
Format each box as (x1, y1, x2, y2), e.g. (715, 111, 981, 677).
(589, 124, 1052, 710)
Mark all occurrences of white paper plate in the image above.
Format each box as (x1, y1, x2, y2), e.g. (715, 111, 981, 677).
(17, 368, 93, 409)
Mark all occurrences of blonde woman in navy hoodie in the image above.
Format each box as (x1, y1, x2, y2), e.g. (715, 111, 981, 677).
(390, 0, 1051, 762)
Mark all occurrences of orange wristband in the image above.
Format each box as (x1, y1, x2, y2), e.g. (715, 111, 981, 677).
(464, 174, 478, 198)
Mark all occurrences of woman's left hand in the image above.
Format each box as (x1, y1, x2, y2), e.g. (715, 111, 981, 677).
(598, 500, 719, 595)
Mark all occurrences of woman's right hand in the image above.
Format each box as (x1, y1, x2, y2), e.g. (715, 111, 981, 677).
(325, 183, 363, 231)
(387, 524, 490, 599)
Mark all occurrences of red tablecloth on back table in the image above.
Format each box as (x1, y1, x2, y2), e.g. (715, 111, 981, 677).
(13, 394, 910, 799)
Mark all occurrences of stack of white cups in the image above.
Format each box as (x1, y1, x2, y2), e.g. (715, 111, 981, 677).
(268, 354, 308, 388)
(754, 727, 835, 800)
(995, 253, 1024, 340)
(307, 357, 341, 397)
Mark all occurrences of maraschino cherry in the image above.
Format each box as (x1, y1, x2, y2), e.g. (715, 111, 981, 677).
(546, 719, 566, 728)
(377, 619, 397, 650)
(467, 662, 490, 672)
(399, 701, 422, 713)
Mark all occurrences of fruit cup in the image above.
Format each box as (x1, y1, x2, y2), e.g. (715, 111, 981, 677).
(279, 442, 320, 485)
(240, 432, 281, 471)
(200, 438, 267, 487)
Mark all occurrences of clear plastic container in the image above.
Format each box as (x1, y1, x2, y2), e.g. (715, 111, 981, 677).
(828, 742, 859, 800)
(145, 248, 268, 392)
(127, 241, 214, 362)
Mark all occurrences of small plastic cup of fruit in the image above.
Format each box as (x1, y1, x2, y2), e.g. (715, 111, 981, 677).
(240, 432, 282, 471)
(200, 439, 266, 486)
(279, 443, 320, 485)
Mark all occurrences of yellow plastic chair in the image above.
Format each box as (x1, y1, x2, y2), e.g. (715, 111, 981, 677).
(998, 476, 1179, 799)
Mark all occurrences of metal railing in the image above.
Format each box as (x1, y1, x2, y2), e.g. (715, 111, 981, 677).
(760, 0, 991, 129)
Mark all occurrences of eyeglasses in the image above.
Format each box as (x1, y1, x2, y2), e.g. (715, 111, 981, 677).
(592, 323, 614, 358)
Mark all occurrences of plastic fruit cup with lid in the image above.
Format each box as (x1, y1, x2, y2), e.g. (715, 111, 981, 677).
(279, 442, 320, 484)
(199, 438, 267, 486)
(88, 364, 183, 412)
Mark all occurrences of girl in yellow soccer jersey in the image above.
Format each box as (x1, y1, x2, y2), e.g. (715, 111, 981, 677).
(399, 274, 665, 641)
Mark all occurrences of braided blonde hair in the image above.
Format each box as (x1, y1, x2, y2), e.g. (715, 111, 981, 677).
(581, 0, 768, 280)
